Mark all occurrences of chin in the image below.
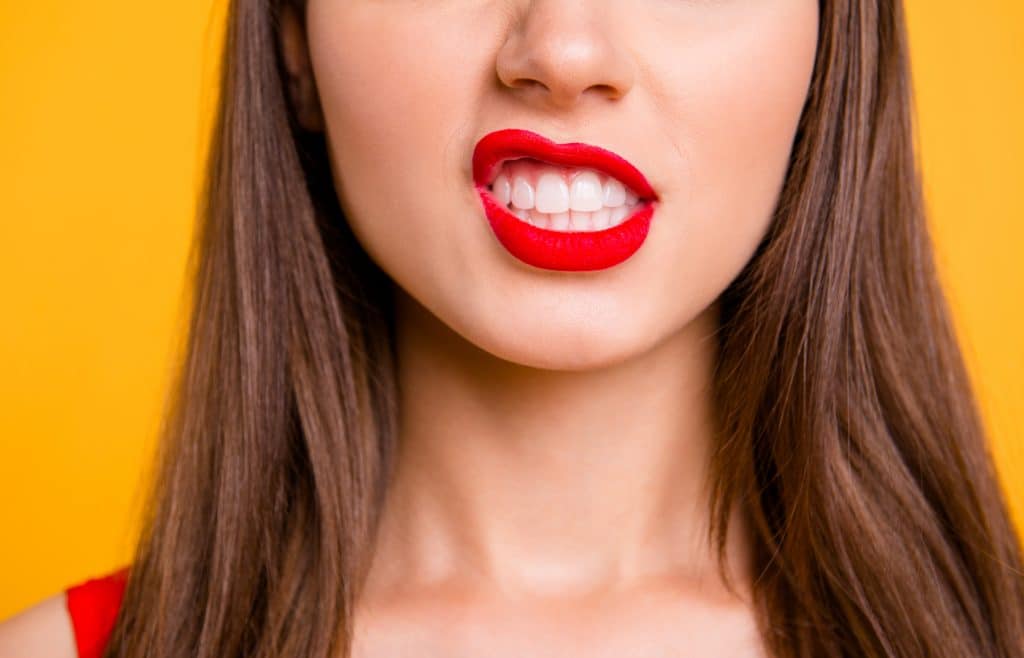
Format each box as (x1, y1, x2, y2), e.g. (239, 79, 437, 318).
(461, 311, 661, 373)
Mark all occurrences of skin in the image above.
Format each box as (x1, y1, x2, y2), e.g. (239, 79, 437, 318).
(0, 1, 819, 655)
(0, 594, 77, 657)
(282, 1, 819, 656)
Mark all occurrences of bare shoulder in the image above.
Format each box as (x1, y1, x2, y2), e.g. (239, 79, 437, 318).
(0, 592, 78, 658)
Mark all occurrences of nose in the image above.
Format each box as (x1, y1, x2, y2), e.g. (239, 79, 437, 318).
(495, 0, 637, 111)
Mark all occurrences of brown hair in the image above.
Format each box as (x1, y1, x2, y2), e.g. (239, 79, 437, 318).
(103, 0, 1024, 656)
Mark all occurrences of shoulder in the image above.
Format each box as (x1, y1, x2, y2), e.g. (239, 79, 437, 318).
(0, 566, 130, 658)
(0, 592, 77, 658)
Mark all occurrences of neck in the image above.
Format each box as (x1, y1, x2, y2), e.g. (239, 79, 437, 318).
(365, 288, 753, 599)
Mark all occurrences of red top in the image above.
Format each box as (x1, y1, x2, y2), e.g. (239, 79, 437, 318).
(64, 566, 130, 658)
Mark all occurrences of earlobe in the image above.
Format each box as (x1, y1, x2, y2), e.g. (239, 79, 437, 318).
(280, 4, 325, 132)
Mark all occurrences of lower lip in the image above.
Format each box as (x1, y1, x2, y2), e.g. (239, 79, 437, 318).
(475, 187, 656, 272)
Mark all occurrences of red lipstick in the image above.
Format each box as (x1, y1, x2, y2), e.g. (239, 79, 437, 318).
(472, 129, 658, 272)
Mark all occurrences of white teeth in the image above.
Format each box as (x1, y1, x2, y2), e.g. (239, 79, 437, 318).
(511, 203, 639, 233)
(493, 174, 512, 207)
(530, 210, 550, 229)
(603, 178, 626, 207)
(569, 171, 604, 212)
(535, 172, 570, 214)
(569, 210, 590, 230)
(488, 161, 647, 232)
(512, 176, 534, 210)
(592, 207, 611, 230)
(550, 211, 571, 231)
(610, 205, 631, 224)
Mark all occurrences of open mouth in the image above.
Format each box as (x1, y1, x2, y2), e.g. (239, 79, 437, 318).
(472, 128, 658, 272)
(484, 157, 647, 233)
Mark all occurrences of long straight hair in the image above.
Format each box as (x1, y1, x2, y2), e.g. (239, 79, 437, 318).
(103, 0, 1024, 656)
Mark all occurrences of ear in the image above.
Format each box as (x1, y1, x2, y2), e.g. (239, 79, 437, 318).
(280, 4, 325, 132)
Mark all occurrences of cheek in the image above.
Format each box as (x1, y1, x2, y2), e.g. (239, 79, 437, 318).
(646, 0, 818, 304)
(304, 3, 489, 277)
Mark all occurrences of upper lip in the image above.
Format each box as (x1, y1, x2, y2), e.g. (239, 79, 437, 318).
(472, 128, 658, 201)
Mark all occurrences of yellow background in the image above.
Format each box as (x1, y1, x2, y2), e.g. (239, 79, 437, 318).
(0, 1, 1021, 619)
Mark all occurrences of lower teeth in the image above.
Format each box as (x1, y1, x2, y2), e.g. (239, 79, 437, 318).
(507, 204, 635, 232)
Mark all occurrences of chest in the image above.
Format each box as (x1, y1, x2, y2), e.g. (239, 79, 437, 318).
(349, 593, 768, 658)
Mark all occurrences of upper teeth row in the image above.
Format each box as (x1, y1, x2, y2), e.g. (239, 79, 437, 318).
(489, 160, 639, 214)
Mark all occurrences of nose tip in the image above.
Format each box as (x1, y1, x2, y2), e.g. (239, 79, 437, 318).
(495, 3, 636, 110)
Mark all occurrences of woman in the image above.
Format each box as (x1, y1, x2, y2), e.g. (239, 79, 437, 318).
(2, 0, 1022, 656)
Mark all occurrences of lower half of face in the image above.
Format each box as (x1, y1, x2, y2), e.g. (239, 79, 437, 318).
(306, 0, 819, 370)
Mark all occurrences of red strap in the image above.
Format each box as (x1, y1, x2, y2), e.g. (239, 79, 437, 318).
(64, 566, 130, 658)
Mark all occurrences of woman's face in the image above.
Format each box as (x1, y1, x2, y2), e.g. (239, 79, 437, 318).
(285, 1, 819, 370)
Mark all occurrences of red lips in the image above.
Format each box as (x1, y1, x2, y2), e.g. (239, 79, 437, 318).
(472, 128, 658, 272)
